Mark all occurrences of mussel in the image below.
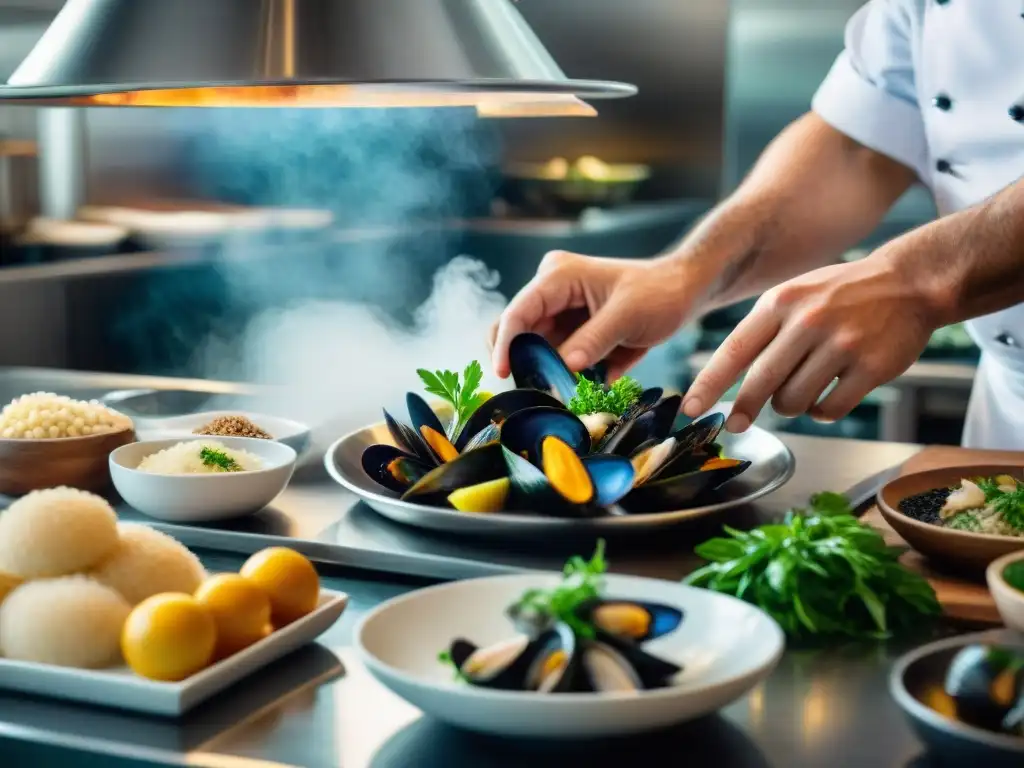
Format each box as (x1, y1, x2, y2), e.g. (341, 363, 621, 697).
(453, 388, 567, 452)
(945, 644, 1024, 732)
(499, 406, 591, 466)
(448, 622, 579, 692)
(574, 598, 684, 643)
(509, 333, 579, 404)
(401, 442, 510, 510)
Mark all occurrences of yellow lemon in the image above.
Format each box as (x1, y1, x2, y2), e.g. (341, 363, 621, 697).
(476, 390, 494, 403)
(195, 573, 272, 658)
(240, 548, 319, 627)
(121, 593, 216, 681)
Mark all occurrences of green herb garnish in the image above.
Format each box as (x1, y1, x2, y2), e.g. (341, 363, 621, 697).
(199, 447, 242, 472)
(437, 650, 469, 682)
(947, 512, 982, 532)
(684, 492, 941, 641)
(417, 361, 487, 440)
(1003, 561, 1024, 594)
(567, 374, 642, 418)
(507, 539, 608, 639)
(991, 487, 1024, 531)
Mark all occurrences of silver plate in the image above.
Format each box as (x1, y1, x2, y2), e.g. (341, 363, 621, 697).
(324, 421, 796, 536)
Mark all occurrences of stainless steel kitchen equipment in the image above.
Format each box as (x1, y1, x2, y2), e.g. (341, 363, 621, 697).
(0, 0, 635, 116)
(0, 135, 36, 238)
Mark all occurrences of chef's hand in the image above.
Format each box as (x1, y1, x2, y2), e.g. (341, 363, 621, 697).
(682, 250, 941, 433)
(489, 250, 692, 381)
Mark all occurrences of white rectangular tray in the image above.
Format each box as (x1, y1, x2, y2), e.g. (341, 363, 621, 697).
(0, 589, 348, 716)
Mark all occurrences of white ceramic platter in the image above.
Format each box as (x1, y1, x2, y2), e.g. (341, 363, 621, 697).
(134, 410, 312, 459)
(356, 573, 784, 739)
(0, 590, 348, 717)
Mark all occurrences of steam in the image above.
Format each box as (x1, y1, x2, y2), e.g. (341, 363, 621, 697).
(161, 106, 508, 443)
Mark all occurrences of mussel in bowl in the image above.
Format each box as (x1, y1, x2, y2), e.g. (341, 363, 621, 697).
(944, 643, 1024, 734)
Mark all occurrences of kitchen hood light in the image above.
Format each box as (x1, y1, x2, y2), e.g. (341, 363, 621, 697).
(0, 0, 635, 116)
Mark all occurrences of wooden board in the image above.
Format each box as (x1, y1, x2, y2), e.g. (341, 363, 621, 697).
(862, 445, 1024, 625)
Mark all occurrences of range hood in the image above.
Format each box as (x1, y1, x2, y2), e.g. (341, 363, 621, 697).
(0, 0, 636, 116)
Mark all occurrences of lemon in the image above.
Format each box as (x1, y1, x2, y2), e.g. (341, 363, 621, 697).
(448, 477, 511, 513)
(240, 548, 319, 627)
(195, 573, 272, 658)
(121, 593, 216, 681)
(476, 390, 494, 403)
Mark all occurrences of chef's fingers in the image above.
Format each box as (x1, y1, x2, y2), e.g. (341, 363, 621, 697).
(605, 347, 648, 383)
(487, 320, 499, 352)
(809, 368, 876, 423)
(771, 344, 848, 417)
(722, 323, 814, 433)
(491, 275, 579, 378)
(558, 296, 631, 372)
(682, 304, 782, 421)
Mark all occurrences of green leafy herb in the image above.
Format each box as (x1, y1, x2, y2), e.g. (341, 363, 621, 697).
(437, 650, 469, 682)
(417, 361, 487, 439)
(947, 512, 982, 532)
(1003, 561, 1024, 594)
(567, 374, 642, 418)
(991, 487, 1024, 531)
(199, 447, 242, 472)
(684, 492, 941, 641)
(507, 539, 608, 638)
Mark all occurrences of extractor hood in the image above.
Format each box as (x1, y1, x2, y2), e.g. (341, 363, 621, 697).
(0, 0, 636, 116)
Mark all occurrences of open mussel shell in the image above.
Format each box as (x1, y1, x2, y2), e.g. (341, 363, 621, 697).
(453, 623, 578, 692)
(383, 408, 436, 465)
(361, 444, 433, 493)
(401, 442, 507, 506)
(575, 598, 684, 643)
(944, 644, 1024, 731)
(407, 392, 459, 463)
(599, 393, 681, 456)
(454, 388, 567, 452)
(619, 458, 752, 513)
(500, 406, 591, 466)
(630, 412, 729, 483)
(595, 634, 683, 688)
(577, 640, 644, 693)
(501, 441, 634, 516)
(509, 332, 578, 404)
(461, 422, 501, 453)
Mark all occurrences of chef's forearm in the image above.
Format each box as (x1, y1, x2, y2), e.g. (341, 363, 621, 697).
(659, 112, 917, 312)
(889, 179, 1024, 327)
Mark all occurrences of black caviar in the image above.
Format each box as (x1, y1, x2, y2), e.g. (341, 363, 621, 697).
(897, 488, 951, 525)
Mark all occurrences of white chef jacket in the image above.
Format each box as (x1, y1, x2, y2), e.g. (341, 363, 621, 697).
(811, 0, 1024, 450)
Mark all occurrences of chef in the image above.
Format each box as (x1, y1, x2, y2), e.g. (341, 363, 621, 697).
(489, 0, 1024, 450)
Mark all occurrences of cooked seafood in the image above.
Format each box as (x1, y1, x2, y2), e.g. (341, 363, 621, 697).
(944, 643, 1024, 735)
(360, 332, 751, 516)
(898, 473, 1024, 537)
(440, 542, 685, 694)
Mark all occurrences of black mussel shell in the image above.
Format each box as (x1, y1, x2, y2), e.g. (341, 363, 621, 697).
(599, 394, 681, 457)
(401, 442, 507, 506)
(674, 412, 726, 455)
(945, 644, 1024, 731)
(501, 446, 594, 517)
(455, 624, 577, 692)
(509, 333, 578, 404)
(595, 631, 683, 688)
(499, 406, 591, 466)
(636, 413, 729, 483)
(449, 639, 478, 669)
(579, 361, 608, 386)
(575, 598, 684, 643)
(361, 444, 433, 493)
(575, 640, 643, 693)
(406, 392, 458, 463)
(619, 459, 752, 513)
(461, 421, 501, 453)
(454, 388, 566, 451)
(383, 408, 435, 464)
(584, 455, 637, 507)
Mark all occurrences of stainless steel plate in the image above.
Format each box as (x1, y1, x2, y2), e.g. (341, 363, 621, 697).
(324, 421, 795, 536)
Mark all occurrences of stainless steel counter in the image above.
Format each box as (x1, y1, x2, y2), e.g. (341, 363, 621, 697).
(0, 366, 956, 767)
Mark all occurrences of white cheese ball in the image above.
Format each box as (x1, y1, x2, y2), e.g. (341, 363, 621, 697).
(0, 392, 131, 439)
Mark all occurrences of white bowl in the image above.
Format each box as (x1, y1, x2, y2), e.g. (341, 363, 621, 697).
(133, 410, 312, 460)
(109, 436, 297, 523)
(987, 550, 1024, 633)
(355, 572, 785, 739)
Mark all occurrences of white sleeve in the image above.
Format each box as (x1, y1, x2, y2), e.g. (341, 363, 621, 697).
(811, 0, 928, 179)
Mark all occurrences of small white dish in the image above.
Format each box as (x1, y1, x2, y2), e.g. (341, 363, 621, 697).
(134, 410, 312, 459)
(0, 590, 348, 717)
(355, 573, 784, 739)
(986, 550, 1024, 633)
(110, 436, 297, 522)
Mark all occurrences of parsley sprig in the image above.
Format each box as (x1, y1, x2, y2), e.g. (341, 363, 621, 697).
(506, 540, 608, 639)
(684, 492, 941, 641)
(972, 476, 1024, 531)
(417, 361, 487, 440)
(567, 374, 642, 418)
(199, 447, 242, 472)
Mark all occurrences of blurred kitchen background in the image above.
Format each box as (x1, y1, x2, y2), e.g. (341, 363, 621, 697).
(0, 0, 975, 445)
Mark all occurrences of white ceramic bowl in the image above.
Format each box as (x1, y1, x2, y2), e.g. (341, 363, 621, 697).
(355, 572, 785, 739)
(987, 550, 1024, 633)
(109, 436, 297, 523)
(133, 410, 312, 460)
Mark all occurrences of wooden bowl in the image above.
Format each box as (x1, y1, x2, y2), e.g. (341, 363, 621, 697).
(877, 465, 1024, 573)
(0, 427, 136, 496)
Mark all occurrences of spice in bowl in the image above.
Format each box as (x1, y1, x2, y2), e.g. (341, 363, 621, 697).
(194, 415, 272, 440)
